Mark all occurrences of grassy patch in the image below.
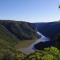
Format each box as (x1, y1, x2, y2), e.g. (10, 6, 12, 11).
(16, 39, 37, 48)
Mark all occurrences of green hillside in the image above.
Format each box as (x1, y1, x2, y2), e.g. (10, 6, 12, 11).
(0, 24, 18, 45)
(0, 20, 39, 60)
(0, 23, 18, 60)
(0, 20, 60, 60)
(0, 20, 39, 49)
(0, 20, 39, 40)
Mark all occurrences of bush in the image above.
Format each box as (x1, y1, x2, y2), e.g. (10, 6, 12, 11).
(24, 47, 60, 60)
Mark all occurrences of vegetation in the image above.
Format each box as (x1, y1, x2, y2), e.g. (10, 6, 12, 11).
(0, 20, 38, 60)
(0, 46, 60, 60)
(16, 39, 37, 48)
(24, 47, 60, 60)
(0, 39, 60, 60)
(0, 20, 39, 40)
(0, 20, 60, 60)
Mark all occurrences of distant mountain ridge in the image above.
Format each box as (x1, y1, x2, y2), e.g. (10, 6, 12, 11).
(32, 21, 60, 39)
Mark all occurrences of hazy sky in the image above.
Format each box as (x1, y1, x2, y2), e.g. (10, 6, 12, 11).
(0, 0, 60, 22)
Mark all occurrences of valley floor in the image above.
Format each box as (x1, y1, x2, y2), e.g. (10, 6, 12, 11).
(16, 39, 37, 48)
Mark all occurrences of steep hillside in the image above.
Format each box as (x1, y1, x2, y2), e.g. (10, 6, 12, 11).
(32, 21, 60, 39)
(0, 20, 40, 60)
(0, 20, 39, 40)
(0, 24, 18, 46)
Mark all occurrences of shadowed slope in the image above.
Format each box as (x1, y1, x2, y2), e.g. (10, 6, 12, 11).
(0, 20, 39, 40)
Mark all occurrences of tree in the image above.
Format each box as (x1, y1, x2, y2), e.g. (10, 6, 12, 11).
(24, 47, 60, 60)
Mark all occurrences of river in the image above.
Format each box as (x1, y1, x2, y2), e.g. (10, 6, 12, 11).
(18, 31, 50, 54)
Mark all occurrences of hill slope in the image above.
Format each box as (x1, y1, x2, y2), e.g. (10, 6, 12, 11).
(32, 21, 60, 39)
(0, 20, 39, 40)
(0, 20, 40, 59)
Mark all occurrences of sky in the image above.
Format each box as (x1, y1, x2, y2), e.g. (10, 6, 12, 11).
(0, 0, 60, 22)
